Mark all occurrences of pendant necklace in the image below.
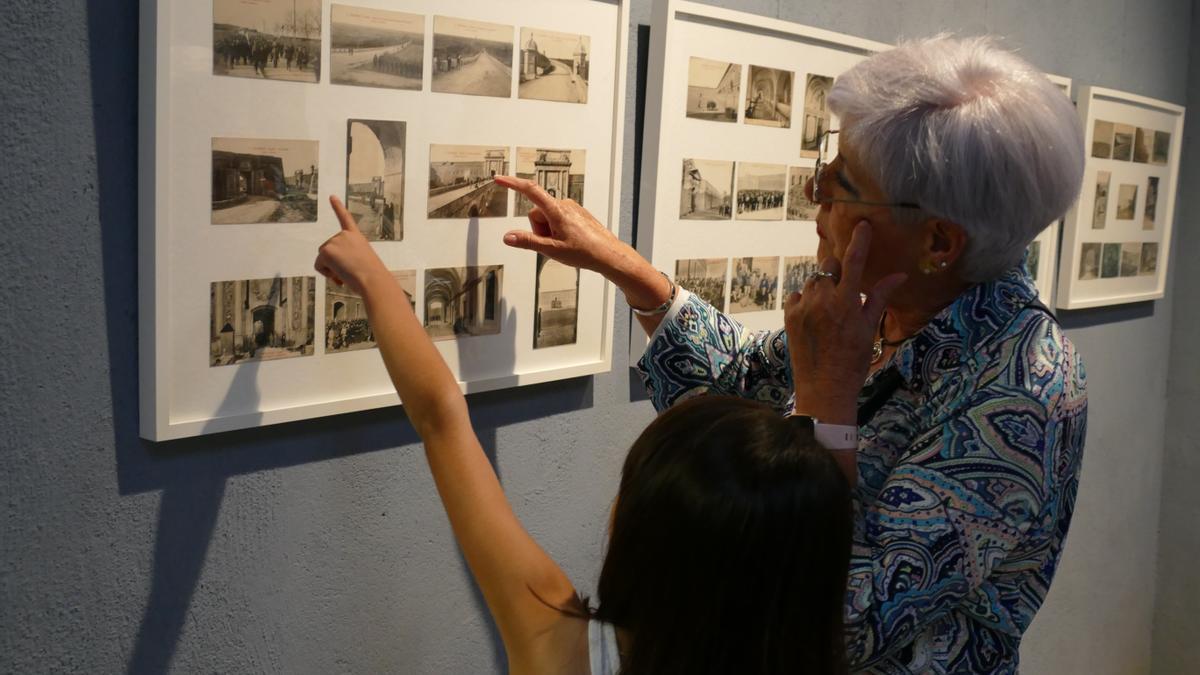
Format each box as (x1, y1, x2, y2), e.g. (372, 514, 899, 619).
(872, 312, 908, 364)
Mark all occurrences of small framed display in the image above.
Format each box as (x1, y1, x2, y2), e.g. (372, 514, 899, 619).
(1024, 73, 1073, 305)
(1055, 86, 1185, 309)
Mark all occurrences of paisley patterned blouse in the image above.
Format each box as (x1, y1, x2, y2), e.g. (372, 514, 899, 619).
(636, 266, 1087, 674)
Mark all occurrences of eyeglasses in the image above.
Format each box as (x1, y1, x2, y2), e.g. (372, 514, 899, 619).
(810, 130, 923, 210)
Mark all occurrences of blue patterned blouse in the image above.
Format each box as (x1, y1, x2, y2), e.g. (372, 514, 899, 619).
(636, 266, 1087, 674)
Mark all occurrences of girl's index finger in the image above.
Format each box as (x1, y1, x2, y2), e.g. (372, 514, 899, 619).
(329, 195, 361, 233)
(493, 175, 561, 218)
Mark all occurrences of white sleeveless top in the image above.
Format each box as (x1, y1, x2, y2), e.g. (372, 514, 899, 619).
(588, 619, 621, 675)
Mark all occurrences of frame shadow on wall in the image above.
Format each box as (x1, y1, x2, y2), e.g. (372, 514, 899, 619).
(87, 5, 594, 672)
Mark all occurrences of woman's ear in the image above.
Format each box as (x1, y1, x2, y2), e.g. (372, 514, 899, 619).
(923, 219, 968, 267)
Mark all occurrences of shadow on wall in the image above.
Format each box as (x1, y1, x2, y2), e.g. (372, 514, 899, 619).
(87, 4, 594, 672)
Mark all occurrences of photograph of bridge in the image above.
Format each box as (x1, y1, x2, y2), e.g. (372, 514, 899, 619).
(432, 16, 514, 98)
(515, 147, 585, 216)
(211, 137, 318, 224)
(424, 266, 504, 341)
(518, 28, 590, 103)
(213, 0, 321, 83)
(428, 144, 510, 218)
(330, 5, 423, 90)
(346, 119, 405, 240)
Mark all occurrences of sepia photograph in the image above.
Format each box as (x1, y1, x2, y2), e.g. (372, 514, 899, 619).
(783, 256, 819, 295)
(210, 277, 315, 366)
(1120, 242, 1142, 277)
(213, 0, 321, 83)
(1091, 120, 1114, 158)
(515, 147, 585, 216)
(744, 65, 793, 128)
(1144, 176, 1159, 230)
(330, 5, 424, 90)
(786, 167, 818, 220)
(212, 137, 318, 224)
(424, 266, 504, 341)
(686, 57, 740, 123)
(675, 258, 728, 311)
(1027, 241, 1042, 281)
(432, 16, 514, 98)
(1079, 243, 1101, 280)
(1116, 183, 1138, 220)
(800, 74, 833, 157)
(1112, 123, 1135, 161)
(1133, 128, 1152, 163)
(736, 163, 786, 220)
(730, 257, 779, 313)
(679, 159, 734, 220)
(326, 270, 416, 353)
(1141, 242, 1159, 276)
(1101, 242, 1121, 278)
(1153, 130, 1171, 165)
(1092, 170, 1110, 229)
(519, 28, 590, 104)
(533, 255, 579, 349)
(428, 145, 510, 218)
(346, 120, 405, 241)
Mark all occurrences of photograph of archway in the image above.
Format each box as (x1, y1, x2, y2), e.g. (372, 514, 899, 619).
(534, 256, 579, 349)
(744, 65, 793, 128)
(432, 16, 514, 98)
(686, 57, 739, 122)
(428, 145, 510, 218)
(212, 137, 319, 224)
(210, 277, 315, 366)
(736, 163, 786, 220)
(213, 0, 321, 83)
(326, 270, 415, 353)
(786, 166, 817, 220)
(424, 266, 504, 341)
(799, 74, 833, 157)
(515, 147, 585, 216)
(679, 158, 733, 220)
(346, 119, 405, 241)
(331, 5, 424, 91)
(674, 258, 727, 311)
(518, 28, 590, 104)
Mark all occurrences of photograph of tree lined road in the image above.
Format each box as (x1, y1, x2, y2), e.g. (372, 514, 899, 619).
(432, 16, 514, 98)
(330, 5, 423, 90)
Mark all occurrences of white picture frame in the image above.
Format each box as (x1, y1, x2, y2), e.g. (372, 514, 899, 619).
(139, 0, 629, 440)
(1055, 85, 1184, 310)
(1025, 73, 1073, 306)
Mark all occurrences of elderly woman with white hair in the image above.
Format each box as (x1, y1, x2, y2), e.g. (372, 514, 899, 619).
(498, 35, 1087, 673)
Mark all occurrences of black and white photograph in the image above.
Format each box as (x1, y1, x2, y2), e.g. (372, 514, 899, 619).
(428, 145, 510, 219)
(515, 148, 585, 217)
(799, 74, 833, 157)
(1116, 183, 1138, 220)
(533, 256, 579, 349)
(1112, 123, 1135, 161)
(1153, 130, 1171, 165)
(213, 0, 321, 83)
(424, 266, 504, 341)
(519, 28, 590, 104)
(1133, 128, 1152, 163)
(1092, 120, 1114, 158)
(1144, 176, 1159, 230)
(1092, 170, 1110, 229)
(326, 270, 416, 353)
(1027, 241, 1042, 281)
(736, 163, 786, 220)
(744, 65, 793, 128)
(675, 258, 727, 311)
(212, 137, 319, 224)
(210, 277, 315, 366)
(1120, 242, 1142, 277)
(346, 120, 405, 241)
(730, 257, 779, 313)
(432, 16, 514, 98)
(1141, 242, 1159, 276)
(787, 167, 818, 220)
(1079, 243, 1101, 280)
(686, 57, 740, 122)
(1101, 242, 1121, 278)
(783, 256, 819, 295)
(679, 159, 734, 220)
(330, 5, 424, 91)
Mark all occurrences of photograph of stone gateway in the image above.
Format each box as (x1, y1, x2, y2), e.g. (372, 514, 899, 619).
(515, 148, 585, 217)
(428, 145, 510, 218)
(432, 16, 514, 98)
(212, 137, 318, 224)
(686, 57, 740, 122)
(326, 270, 415, 353)
(213, 0, 321, 83)
(519, 28, 590, 103)
(331, 5, 424, 91)
(679, 159, 734, 220)
(424, 266, 504, 341)
(210, 277, 315, 366)
(346, 120, 405, 241)
(534, 256, 579, 349)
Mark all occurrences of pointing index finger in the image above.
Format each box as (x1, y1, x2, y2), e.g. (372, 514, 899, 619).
(329, 195, 361, 233)
(494, 175, 561, 218)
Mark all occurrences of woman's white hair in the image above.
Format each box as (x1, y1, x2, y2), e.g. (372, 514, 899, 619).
(828, 35, 1084, 282)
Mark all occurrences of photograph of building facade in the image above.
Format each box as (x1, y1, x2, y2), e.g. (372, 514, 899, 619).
(686, 57, 740, 122)
(786, 166, 818, 220)
(346, 119, 405, 241)
(800, 74, 833, 156)
(213, 0, 321, 83)
(679, 158, 734, 219)
(210, 277, 315, 366)
(519, 28, 590, 103)
(212, 137, 319, 224)
(330, 5, 424, 90)
(424, 266, 504, 341)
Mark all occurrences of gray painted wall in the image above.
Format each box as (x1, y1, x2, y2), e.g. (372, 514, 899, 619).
(0, 0, 1194, 673)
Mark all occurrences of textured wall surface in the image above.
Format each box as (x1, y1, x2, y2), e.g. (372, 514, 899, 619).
(0, 0, 1194, 673)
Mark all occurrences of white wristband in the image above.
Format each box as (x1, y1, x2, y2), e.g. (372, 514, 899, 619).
(813, 420, 859, 449)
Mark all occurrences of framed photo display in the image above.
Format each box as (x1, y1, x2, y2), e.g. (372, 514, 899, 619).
(1024, 73, 1073, 305)
(631, 0, 889, 356)
(1055, 86, 1185, 309)
(140, 0, 630, 440)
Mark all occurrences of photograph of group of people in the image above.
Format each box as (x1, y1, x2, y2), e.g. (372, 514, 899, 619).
(674, 256, 820, 315)
(679, 158, 824, 222)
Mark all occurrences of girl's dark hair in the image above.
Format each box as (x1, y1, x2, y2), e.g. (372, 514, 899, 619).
(594, 395, 852, 675)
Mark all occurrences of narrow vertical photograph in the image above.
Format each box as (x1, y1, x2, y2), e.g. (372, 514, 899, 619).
(1026, 241, 1041, 281)
(1144, 176, 1159, 230)
(515, 148, 585, 216)
(533, 255, 579, 349)
(729, 257, 780, 313)
(1152, 130, 1171, 165)
(1112, 124, 1135, 161)
(1119, 242, 1142, 277)
(1133, 128, 1152, 163)
(326, 271, 416, 353)
(736, 163, 786, 221)
(1100, 242, 1121, 278)
(210, 277, 315, 366)
(518, 28, 590, 104)
(786, 167, 817, 221)
(1078, 243, 1101, 280)
(424, 266, 504, 341)
(213, 0, 321, 83)
(799, 74, 833, 157)
(1091, 120, 1114, 158)
(686, 57, 740, 122)
(782, 256, 819, 295)
(432, 16, 514, 98)
(1115, 184, 1138, 220)
(674, 258, 728, 311)
(212, 137, 319, 224)
(330, 5, 424, 91)
(346, 120, 405, 241)
(679, 159, 734, 220)
(1140, 242, 1159, 276)
(1091, 170, 1110, 229)
(428, 145, 510, 218)
(744, 66, 793, 128)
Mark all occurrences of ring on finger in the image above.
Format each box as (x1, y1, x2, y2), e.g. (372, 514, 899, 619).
(812, 270, 840, 283)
